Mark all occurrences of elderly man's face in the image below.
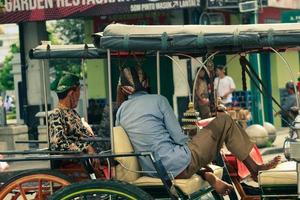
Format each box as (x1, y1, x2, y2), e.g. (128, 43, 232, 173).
(69, 86, 81, 108)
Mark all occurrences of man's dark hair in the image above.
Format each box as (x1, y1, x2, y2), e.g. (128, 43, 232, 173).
(56, 85, 79, 100)
(286, 81, 295, 92)
(57, 90, 69, 99)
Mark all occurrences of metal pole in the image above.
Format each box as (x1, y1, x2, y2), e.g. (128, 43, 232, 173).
(107, 49, 114, 152)
(41, 60, 49, 148)
(164, 55, 191, 102)
(18, 23, 28, 123)
(156, 51, 161, 95)
(250, 8, 265, 124)
(254, 9, 265, 123)
(81, 59, 88, 121)
(298, 162, 300, 198)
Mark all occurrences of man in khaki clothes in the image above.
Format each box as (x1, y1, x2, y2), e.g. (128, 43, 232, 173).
(116, 66, 281, 196)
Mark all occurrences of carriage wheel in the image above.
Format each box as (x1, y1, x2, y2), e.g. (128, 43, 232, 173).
(48, 179, 153, 200)
(0, 169, 72, 200)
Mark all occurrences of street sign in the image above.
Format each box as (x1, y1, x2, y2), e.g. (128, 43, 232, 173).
(0, 0, 202, 23)
(207, 0, 239, 9)
(281, 10, 300, 23)
(239, 1, 258, 13)
(207, 0, 267, 9)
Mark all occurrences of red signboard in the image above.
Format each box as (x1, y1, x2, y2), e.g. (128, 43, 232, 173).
(0, 0, 201, 24)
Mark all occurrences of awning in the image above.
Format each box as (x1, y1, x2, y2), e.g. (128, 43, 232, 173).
(0, 0, 200, 24)
(29, 43, 149, 59)
(29, 44, 106, 59)
(94, 23, 300, 54)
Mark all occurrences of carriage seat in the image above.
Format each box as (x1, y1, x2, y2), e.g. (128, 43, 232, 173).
(258, 161, 296, 186)
(113, 126, 223, 195)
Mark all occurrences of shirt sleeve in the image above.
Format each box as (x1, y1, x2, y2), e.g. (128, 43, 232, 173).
(159, 96, 189, 145)
(282, 95, 296, 111)
(73, 111, 92, 152)
(229, 77, 236, 90)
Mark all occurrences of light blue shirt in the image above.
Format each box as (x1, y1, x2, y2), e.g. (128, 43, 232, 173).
(116, 91, 191, 177)
(282, 93, 297, 111)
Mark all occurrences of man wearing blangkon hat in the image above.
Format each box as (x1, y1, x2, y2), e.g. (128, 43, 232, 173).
(48, 73, 99, 166)
(116, 66, 281, 196)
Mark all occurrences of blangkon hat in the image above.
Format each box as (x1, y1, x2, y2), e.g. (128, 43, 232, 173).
(51, 72, 80, 93)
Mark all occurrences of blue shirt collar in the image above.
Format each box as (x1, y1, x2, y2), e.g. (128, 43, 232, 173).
(128, 91, 148, 99)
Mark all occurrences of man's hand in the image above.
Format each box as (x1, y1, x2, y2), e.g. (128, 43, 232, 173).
(274, 111, 280, 117)
(222, 94, 228, 99)
(81, 118, 95, 136)
(86, 145, 100, 167)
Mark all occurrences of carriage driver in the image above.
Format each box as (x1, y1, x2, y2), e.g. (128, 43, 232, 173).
(115, 66, 281, 196)
(48, 73, 99, 166)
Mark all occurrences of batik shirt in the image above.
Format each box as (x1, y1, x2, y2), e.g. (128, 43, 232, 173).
(49, 107, 93, 152)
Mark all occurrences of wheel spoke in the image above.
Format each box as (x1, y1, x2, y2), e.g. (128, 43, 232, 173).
(17, 183, 28, 200)
(38, 179, 43, 200)
(0, 171, 71, 200)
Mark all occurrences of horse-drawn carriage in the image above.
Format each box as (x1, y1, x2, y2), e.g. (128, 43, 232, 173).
(1, 22, 300, 199)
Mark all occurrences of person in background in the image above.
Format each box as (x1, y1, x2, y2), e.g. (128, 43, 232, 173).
(275, 81, 298, 126)
(206, 60, 217, 115)
(297, 76, 300, 93)
(48, 73, 98, 166)
(194, 67, 210, 119)
(116, 66, 281, 196)
(214, 65, 236, 107)
(4, 95, 13, 112)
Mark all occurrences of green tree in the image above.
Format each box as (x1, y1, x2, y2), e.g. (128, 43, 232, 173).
(0, 44, 19, 92)
(54, 19, 85, 45)
(47, 19, 85, 78)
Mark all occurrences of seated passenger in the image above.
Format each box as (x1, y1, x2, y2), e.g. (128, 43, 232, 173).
(48, 73, 98, 166)
(275, 81, 298, 127)
(116, 66, 281, 195)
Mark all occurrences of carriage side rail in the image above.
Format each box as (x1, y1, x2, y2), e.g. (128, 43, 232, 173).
(0, 151, 179, 199)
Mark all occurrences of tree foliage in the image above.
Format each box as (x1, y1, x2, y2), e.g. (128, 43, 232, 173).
(54, 19, 85, 45)
(47, 19, 85, 78)
(0, 44, 19, 92)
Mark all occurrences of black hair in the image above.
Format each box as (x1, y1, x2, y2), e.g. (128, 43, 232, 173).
(57, 90, 69, 100)
(56, 84, 79, 100)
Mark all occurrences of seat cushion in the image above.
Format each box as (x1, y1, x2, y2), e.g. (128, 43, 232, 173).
(258, 161, 296, 186)
(113, 127, 141, 182)
(112, 126, 224, 195)
(132, 164, 223, 195)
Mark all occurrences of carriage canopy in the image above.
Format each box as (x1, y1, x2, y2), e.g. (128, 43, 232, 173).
(94, 23, 300, 54)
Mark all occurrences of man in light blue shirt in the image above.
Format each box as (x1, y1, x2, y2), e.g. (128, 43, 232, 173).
(116, 66, 280, 195)
(116, 90, 191, 177)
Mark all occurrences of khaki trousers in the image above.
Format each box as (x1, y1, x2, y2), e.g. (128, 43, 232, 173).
(178, 114, 254, 179)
